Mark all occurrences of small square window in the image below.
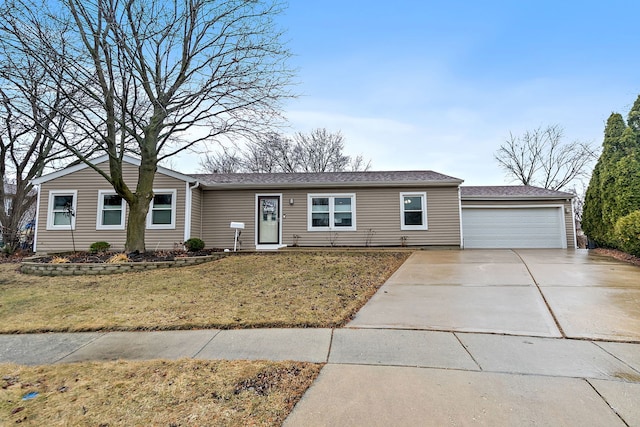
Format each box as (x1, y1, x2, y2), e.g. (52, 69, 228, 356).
(97, 191, 126, 230)
(147, 190, 177, 229)
(47, 191, 77, 230)
(400, 192, 427, 230)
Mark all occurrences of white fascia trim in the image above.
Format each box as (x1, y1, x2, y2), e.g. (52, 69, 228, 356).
(32, 154, 197, 185)
(121, 155, 197, 183)
(461, 204, 565, 209)
(32, 159, 98, 185)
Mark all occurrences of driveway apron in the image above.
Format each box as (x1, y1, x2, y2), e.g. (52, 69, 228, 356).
(347, 249, 562, 337)
(517, 249, 640, 341)
(286, 249, 640, 427)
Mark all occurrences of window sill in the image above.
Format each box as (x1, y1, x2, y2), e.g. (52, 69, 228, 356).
(146, 225, 176, 230)
(307, 228, 357, 232)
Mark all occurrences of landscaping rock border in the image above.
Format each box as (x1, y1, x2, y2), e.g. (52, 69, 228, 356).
(20, 253, 228, 276)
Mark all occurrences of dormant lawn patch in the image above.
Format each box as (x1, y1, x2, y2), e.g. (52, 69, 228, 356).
(0, 359, 322, 426)
(0, 251, 410, 333)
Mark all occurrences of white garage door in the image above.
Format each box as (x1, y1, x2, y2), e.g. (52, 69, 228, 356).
(462, 207, 566, 249)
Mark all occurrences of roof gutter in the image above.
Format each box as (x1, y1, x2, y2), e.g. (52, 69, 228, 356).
(196, 179, 464, 190)
(461, 194, 575, 201)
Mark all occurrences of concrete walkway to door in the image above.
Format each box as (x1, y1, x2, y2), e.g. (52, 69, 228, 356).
(285, 249, 640, 426)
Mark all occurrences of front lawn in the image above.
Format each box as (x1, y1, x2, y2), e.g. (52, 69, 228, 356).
(0, 359, 322, 426)
(0, 251, 409, 333)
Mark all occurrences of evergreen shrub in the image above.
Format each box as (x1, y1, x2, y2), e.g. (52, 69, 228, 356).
(614, 211, 640, 256)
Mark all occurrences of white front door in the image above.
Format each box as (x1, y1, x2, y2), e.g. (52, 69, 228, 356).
(257, 195, 281, 245)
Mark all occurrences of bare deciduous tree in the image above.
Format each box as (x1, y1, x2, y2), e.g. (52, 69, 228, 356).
(1, 0, 293, 252)
(495, 124, 597, 191)
(200, 128, 371, 173)
(0, 22, 80, 252)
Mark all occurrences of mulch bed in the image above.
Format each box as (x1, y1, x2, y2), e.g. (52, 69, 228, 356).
(18, 249, 223, 264)
(592, 248, 640, 267)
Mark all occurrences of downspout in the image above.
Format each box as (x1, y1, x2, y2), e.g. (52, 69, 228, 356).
(570, 199, 577, 249)
(458, 186, 464, 249)
(184, 181, 200, 242)
(32, 184, 41, 253)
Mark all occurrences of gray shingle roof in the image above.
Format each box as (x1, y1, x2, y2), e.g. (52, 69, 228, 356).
(190, 170, 463, 188)
(461, 185, 575, 199)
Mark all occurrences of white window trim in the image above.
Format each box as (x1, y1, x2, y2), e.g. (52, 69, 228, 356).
(46, 190, 78, 231)
(400, 192, 428, 231)
(96, 190, 126, 230)
(307, 193, 356, 231)
(146, 189, 177, 230)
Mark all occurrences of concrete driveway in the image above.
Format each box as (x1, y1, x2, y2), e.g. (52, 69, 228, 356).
(285, 249, 640, 426)
(348, 249, 640, 342)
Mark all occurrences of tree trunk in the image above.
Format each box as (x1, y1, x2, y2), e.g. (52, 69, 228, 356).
(1, 221, 19, 252)
(125, 198, 149, 253)
(124, 155, 156, 253)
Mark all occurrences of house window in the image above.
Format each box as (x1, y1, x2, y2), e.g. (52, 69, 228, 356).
(147, 189, 176, 229)
(97, 190, 126, 230)
(47, 190, 77, 230)
(400, 192, 427, 230)
(308, 194, 356, 231)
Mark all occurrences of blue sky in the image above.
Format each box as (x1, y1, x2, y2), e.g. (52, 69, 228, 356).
(269, 0, 640, 185)
(175, 1, 639, 185)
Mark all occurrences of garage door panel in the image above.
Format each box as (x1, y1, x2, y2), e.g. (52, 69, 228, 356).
(462, 207, 565, 249)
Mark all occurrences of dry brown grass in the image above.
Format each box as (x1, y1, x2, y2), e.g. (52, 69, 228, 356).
(0, 359, 322, 426)
(0, 251, 410, 333)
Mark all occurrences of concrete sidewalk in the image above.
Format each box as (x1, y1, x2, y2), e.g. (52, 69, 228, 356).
(1, 328, 639, 425)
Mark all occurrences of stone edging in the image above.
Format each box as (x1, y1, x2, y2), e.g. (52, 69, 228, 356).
(20, 253, 228, 276)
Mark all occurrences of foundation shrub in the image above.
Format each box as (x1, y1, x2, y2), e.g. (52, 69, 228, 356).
(89, 241, 111, 254)
(184, 238, 205, 252)
(614, 210, 640, 256)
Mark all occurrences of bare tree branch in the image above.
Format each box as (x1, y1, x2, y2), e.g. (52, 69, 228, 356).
(0, 18, 80, 251)
(200, 128, 372, 173)
(495, 124, 597, 191)
(2, 0, 294, 252)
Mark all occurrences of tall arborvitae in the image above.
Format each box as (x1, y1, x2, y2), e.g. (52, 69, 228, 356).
(583, 113, 625, 245)
(582, 164, 604, 245)
(583, 96, 640, 248)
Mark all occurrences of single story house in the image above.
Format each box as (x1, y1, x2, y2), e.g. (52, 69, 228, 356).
(30, 155, 576, 253)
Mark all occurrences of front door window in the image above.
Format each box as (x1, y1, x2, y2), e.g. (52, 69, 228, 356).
(258, 196, 280, 244)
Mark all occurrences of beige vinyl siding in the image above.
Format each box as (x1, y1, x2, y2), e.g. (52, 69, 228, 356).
(201, 189, 257, 250)
(36, 161, 187, 253)
(461, 199, 575, 249)
(201, 186, 461, 250)
(189, 186, 203, 240)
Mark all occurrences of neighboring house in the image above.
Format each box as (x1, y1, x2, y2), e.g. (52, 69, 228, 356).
(30, 155, 576, 253)
(1, 182, 37, 247)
